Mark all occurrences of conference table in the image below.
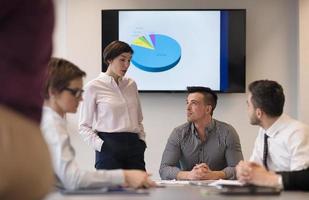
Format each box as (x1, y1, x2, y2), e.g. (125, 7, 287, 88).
(44, 184, 308, 200)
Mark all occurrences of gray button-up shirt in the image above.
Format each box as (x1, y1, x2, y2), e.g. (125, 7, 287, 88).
(159, 119, 243, 180)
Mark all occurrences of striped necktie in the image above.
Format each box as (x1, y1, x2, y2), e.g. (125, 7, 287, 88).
(263, 133, 269, 170)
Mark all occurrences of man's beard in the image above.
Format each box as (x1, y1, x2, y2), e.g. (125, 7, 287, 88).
(250, 113, 261, 125)
(187, 116, 193, 123)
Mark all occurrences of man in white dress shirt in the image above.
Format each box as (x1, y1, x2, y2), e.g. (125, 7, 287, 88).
(237, 80, 309, 188)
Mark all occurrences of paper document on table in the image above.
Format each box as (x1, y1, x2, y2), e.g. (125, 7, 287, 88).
(208, 179, 245, 187)
(189, 180, 216, 186)
(155, 180, 190, 186)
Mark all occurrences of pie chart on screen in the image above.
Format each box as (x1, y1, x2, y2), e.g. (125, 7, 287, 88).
(131, 34, 181, 72)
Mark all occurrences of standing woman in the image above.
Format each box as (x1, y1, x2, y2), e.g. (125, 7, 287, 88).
(42, 57, 153, 189)
(79, 41, 146, 170)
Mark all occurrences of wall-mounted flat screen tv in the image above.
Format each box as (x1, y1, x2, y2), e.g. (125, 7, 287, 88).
(102, 9, 246, 92)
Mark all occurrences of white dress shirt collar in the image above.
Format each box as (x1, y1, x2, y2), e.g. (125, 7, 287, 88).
(44, 106, 66, 123)
(263, 114, 289, 138)
(98, 72, 125, 84)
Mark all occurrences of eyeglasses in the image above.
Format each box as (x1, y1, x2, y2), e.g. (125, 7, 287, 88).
(63, 87, 84, 98)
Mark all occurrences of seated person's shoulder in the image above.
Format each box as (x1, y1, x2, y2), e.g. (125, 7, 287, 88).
(288, 120, 309, 139)
(281, 115, 309, 136)
(214, 119, 238, 135)
(171, 122, 191, 138)
(292, 119, 309, 131)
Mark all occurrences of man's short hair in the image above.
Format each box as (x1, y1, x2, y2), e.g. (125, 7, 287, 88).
(248, 80, 285, 117)
(187, 86, 218, 115)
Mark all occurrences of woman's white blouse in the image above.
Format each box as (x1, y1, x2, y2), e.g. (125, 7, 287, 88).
(79, 73, 145, 151)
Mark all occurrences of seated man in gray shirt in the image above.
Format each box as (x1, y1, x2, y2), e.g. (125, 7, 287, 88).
(159, 86, 243, 180)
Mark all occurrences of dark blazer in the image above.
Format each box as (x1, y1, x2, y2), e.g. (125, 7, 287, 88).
(278, 168, 309, 191)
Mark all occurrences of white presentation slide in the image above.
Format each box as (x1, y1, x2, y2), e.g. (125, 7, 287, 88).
(119, 11, 221, 91)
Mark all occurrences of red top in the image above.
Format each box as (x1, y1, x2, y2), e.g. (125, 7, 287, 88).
(0, 0, 54, 122)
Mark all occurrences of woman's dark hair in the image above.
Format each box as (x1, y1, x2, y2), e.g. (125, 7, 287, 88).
(103, 41, 134, 65)
(187, 86, 218, 116)
(43, 58, 86, 99)
(248, 80, 285, 117)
